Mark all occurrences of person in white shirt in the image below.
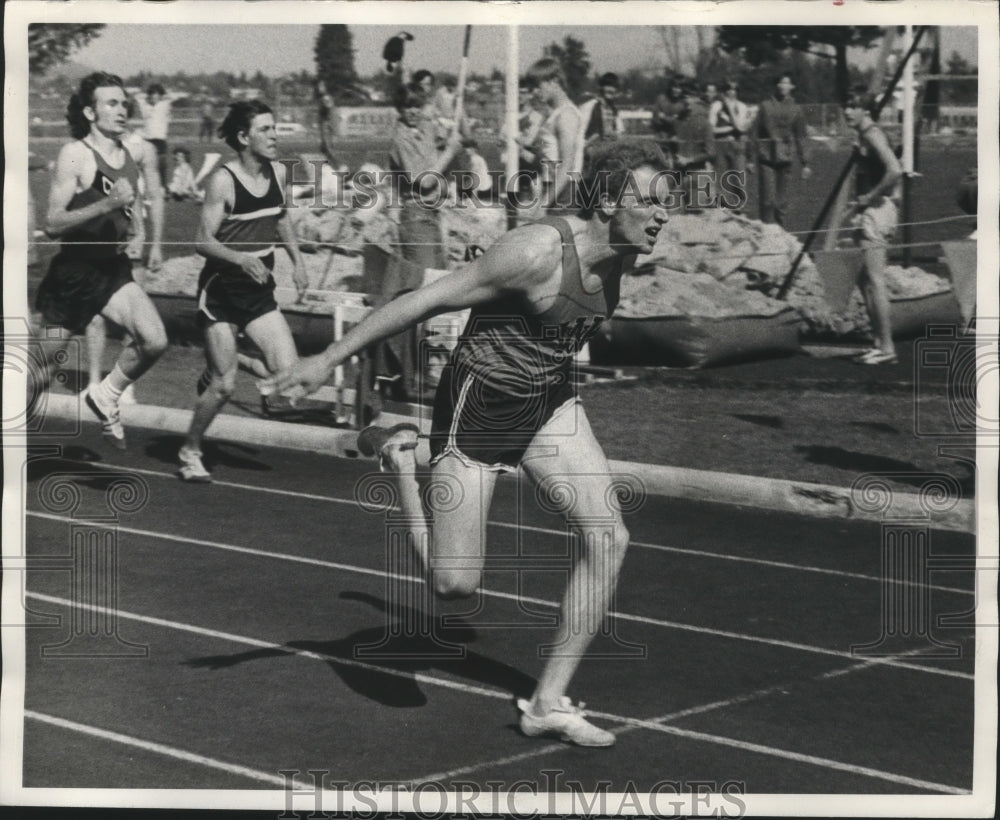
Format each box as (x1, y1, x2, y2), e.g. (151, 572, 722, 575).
(709, 80, 752, 204)
(167, 147, 203, 201)
(525, 58, 582, 213)
(135, 83, 172, 187)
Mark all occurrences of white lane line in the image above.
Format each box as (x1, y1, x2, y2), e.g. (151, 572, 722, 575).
(26, 459, 976, 597)
(26, 591, 512, 703)
(25, 709, 297, 788)
(26, 511, 975, 681)
(585, 718, 971, 795)
(26, 594, 970, 797)
(408, 648, 951, 785)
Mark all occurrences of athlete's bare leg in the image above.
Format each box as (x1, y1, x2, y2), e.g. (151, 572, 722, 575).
(100, 282, 168, 381)
(518, 400, 629, 715)
(86, 315, 107, 387)
(859, 241, 895, 356)
(378, 446, 497, 599)
(243, 309, 298, 375)
(183, 321, 239, 454)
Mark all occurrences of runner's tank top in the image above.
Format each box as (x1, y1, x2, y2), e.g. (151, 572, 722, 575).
(855, 124, 899, 201)
(214, 162, 284, 258)
(61, 141, 140, 259)
(452, 216, 620, 395)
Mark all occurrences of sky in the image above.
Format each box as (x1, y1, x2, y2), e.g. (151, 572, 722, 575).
(68, 23, 978, 81)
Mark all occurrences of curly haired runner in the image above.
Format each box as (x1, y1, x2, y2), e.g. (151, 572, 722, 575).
(34, 71, 168, 450)
(264, 139, 673, 746)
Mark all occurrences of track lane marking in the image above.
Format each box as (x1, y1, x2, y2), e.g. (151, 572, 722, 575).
(409, 648, 964, 787)
(24, 595, 970, 796)
(26, 511, 975, 680)
(25, 459, 975, 596)
(24, 710, 301, 788)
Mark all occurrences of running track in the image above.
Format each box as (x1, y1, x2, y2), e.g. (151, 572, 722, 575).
(15, 418, 977, 798)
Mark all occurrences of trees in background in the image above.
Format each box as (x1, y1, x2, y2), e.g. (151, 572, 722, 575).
(28, 23, 105, 75)
(314, 24, 360, 102)
(544, 35, 592, 100)
(716, 25, 882, 103)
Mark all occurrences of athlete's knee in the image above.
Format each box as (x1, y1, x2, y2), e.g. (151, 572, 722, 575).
(577, 518, 630, 563)
(135, 323, 168, 360)
(207, 371, 237, 401)
(432, 569, 480, 600)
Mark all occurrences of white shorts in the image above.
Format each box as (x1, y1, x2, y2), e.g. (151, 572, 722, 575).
(855, 197, 898, 247)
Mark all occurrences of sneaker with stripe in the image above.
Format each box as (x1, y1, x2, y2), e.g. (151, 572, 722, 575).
(517, 697, 615, 747)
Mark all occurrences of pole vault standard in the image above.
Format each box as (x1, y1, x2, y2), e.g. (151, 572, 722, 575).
(449, 25, 473, 145)
(776, 25, 929, 301)
(505, 25, 520, 229)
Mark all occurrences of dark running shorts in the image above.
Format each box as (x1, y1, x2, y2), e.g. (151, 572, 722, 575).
(429, 363, 578, 471)
(197, 255, 279, 330)
(35, 252, 134, 334)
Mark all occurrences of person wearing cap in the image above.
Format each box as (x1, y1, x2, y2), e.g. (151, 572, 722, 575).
(709, 80, 752, 209)
(583, 72, 623, 145)
(753, 73, 811, 225)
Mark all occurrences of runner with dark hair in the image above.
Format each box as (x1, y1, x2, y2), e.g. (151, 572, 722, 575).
(177, 99, 308, 481)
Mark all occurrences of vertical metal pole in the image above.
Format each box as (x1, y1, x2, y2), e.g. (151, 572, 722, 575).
(902, 25, 915, 267)
(506, 25, 520, 229)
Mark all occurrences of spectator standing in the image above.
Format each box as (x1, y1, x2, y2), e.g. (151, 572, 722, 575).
(842, 87, 903, 366)
(199, 99, 215, 143)
(669, 82, 715, 211)
(583, 72, 623, 146)
(318, 90, 339, 165)
(650, 75, 688, 167)
(526, 58, 582, 212)
(380, 82, 462, 398)
(754, 73, 811, 225)
(709, 80, 752, 208)
(135, 83, 172, 187)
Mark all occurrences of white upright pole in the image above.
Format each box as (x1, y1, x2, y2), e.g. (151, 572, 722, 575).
(902, 25, 915, 266)
(505, 25, 520, 227)
(902, 25, 915, 175)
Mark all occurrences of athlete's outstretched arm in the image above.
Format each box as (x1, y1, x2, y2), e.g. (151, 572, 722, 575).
(261, 225, 560, 398)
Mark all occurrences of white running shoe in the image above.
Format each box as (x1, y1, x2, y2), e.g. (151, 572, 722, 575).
(85, 386, 126, 450)
(178, 447, 212, 483)
(517, 697, 615, 747)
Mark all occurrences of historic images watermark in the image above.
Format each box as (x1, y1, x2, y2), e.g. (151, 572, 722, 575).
(276, 770, 748, 818)
(276, 157, 749, 213)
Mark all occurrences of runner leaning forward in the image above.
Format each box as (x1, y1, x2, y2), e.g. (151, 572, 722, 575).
(264, 139, 672, 746)
(34, 71, 167, 450)
(177, 99, 307, 482)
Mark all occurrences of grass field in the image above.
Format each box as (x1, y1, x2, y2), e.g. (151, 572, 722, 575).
(27, 133, 976, 270)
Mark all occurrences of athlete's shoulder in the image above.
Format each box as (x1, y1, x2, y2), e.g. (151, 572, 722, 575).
(59, 139, 92, 162)
(269, 160, 289, 185)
